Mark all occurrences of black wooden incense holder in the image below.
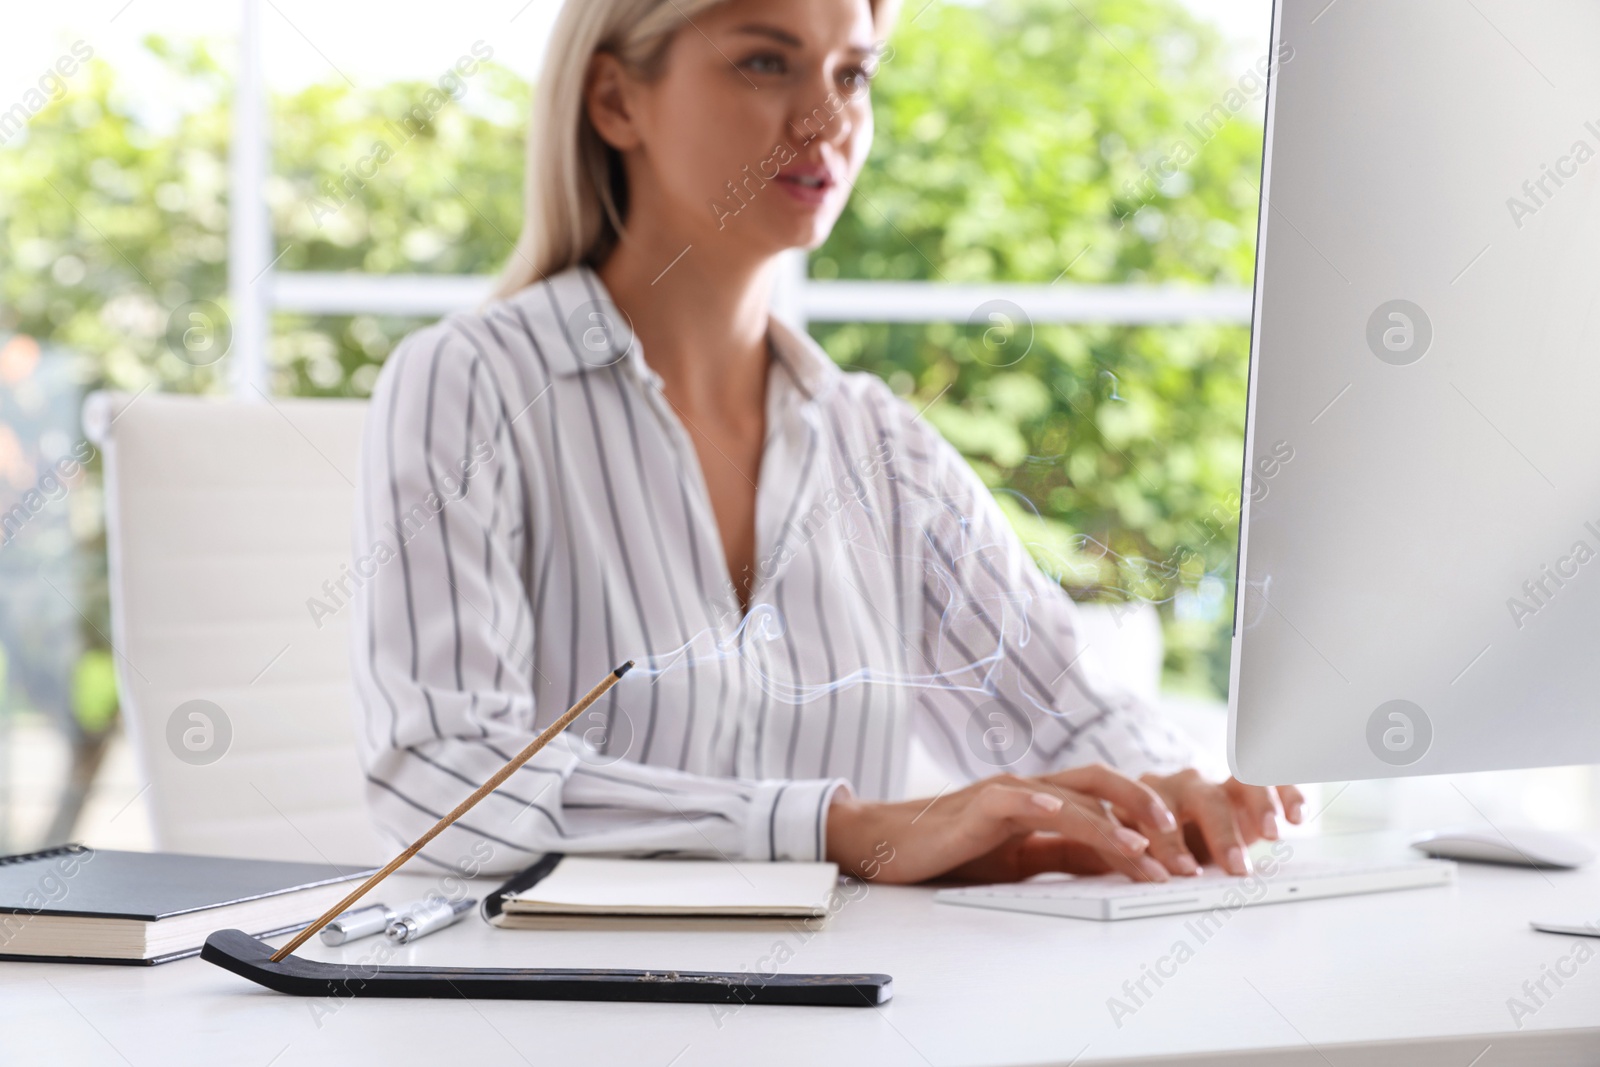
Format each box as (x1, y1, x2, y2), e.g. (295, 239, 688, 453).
(202, 929, 893, 1006)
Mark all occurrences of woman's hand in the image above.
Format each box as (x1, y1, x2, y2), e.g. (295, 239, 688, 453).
(1134, 770, 1306, 876)
(824, 764, 1182, 885)
(824, 765, 1307, 885)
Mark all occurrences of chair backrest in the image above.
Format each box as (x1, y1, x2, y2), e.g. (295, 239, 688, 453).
(1070, 601, 1165, 707)
(85, 391, 383, 865)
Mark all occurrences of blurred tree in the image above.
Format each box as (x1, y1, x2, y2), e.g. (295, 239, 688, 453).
(0, 0, 1267, 844)
(0, 41, 237, 847)
(815, 0, 1263, 695)
(0, 338, 109, 849)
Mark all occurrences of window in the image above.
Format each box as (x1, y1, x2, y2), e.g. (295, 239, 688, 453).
(1, 0, 1585, 852)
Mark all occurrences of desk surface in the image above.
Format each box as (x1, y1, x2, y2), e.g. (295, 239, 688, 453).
(5, 832, 1600, 1067)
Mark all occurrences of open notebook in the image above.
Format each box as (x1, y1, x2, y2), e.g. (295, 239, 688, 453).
(483, 855, 841, 931)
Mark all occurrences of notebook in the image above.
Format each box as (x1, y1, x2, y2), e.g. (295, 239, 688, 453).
(0, 845, 377, 964)
(483, 855, 841, 931)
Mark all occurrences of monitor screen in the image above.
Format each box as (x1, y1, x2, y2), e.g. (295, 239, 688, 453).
(1231, 0, 1600, 783)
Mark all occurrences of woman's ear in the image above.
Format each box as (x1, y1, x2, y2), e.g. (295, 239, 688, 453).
(585, 53, 643, 152)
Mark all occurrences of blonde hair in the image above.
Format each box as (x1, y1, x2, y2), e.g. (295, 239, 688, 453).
(494, 0, 899, 299)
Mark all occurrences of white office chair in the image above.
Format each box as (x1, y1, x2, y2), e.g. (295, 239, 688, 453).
(85, 391, 383, 865)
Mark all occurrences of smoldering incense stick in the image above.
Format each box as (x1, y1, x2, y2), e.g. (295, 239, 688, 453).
(270, 660, 636, 962)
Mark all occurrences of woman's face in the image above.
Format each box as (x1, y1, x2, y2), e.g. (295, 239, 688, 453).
(592, 0, 880, 260)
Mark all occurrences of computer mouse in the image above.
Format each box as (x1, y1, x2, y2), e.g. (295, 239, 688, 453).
(1410, 826, 1596, 870)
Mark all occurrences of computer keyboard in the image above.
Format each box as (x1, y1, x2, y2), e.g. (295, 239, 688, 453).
(933, 857, 1456, 921)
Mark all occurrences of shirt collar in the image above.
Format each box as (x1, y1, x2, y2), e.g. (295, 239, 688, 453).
(514, 263, 653, 383)
(519, 263, 839, 405)
(764, 314, 839, 406)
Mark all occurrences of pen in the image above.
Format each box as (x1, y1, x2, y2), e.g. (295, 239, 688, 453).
(385, 896, 475, 944)
(319, 903, 396, 946)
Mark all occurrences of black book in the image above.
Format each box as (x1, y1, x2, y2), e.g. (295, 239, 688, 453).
(0, 845, 376, 965)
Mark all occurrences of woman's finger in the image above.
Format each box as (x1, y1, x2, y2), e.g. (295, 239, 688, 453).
(1277, 784, 1307, 824)
(1044, 763, 1179, 839)
(1122, 801, 1200, 876)
(1006, 835, 1107, 881)
(1123, 771, 1200, 876)
(1189, 783, 1250, 875)
(935, 781, 1154, 883)
(943, 833, 1120, 884)
(960, 782, 1071, 845)
(1224, 777, 1282, 844)
(957, 779, 1172, 882)
(1046, 789, 1168, 882)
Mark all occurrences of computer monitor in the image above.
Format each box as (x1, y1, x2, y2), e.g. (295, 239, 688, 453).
(1230, 0, 1600, 784)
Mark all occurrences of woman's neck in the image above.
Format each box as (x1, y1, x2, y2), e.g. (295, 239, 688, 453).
(596, 230, 776, 415)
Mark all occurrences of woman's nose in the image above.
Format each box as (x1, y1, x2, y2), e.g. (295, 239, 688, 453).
(787, 70, 860, 149)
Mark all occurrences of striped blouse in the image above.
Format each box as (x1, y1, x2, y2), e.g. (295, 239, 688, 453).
(350, 264, 1194, 876)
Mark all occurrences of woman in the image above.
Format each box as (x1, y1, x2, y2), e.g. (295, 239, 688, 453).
(351, 0, 1304, 884)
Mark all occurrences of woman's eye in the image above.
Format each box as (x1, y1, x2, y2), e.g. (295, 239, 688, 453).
(743, 54, 787, 76)
(839, 66, 873, 93)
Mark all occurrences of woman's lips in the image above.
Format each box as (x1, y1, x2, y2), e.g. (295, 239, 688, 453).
(775, 166, 836, 206)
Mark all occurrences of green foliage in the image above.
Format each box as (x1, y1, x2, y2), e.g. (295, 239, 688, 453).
(0, 41, 232, 395)
(267, 59, 529, 395)
(0, 0, 1267, 705)
(71, 648, 118, 734)
(814, 0, 1264, 696)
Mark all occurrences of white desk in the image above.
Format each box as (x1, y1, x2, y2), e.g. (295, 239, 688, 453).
(5, 832, 1600, 1067)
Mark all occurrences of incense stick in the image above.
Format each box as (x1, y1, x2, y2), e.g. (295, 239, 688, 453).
(270, 660, 635, 962)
